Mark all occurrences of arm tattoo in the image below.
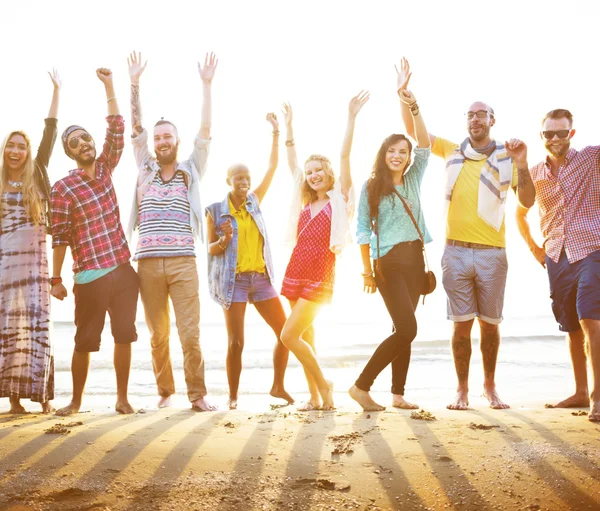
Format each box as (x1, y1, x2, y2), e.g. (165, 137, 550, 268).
(130, 84, 143, 134)
(517, 167, 532, 190)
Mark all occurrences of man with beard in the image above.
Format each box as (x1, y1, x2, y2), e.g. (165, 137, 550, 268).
(516, 109, 600, 423)
(125, 51, 218, 411)
(50, 68, 139, 416)
(397, 60, 536, 410)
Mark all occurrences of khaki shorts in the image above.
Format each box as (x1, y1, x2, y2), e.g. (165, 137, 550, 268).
(441, 244, 508, 324)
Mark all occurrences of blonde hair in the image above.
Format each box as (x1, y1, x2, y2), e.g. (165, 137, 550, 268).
(0, 131, 44, 225)
(302, 154, 335, 206)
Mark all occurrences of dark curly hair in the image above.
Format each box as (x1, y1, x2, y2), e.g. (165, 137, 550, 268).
(366, 134, 413, 230)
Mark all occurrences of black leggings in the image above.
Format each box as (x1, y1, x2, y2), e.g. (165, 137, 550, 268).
(355, 241, 424, 395)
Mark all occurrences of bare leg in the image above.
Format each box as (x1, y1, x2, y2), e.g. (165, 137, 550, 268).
(254, 298, 294, 404)
(41, 401, 55, 414)
(289, 305, 320, 410)
(114, 344, 134, 414)
(447, 319, 474, 410)
(479, 319, 509, 409)
(281, 299, 334, 410)
(56, 351, 90, 416)
(581, 319, 600, 422)
(546, 330, 589, 408)
(223, 303, 247, 410)
(9, 397, 27, 414)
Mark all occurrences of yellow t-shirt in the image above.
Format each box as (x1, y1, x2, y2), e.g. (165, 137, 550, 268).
(432, 137, 518, 248)
(229, 197, 266, 274)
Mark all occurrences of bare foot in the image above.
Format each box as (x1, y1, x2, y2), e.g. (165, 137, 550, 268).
(227, 397, 238, 410)
(348, 385, 385, 411)
(447, 389, 469, 410)
(116, 401, 135, 414)
(391, 394, 419, 410)
(56, 402, 81, 416)
(589, 401, 600, 423)
(192, 397, 217, 412)
(544, 392, 589, 409)
(158, 396, 172, 409)
(270, 386, 294, 404)
(297, 399, 321, 411)
(41, 401, 55, 414)
(320, 380, 335, 411)
(9, 398, 27, 415)
(483, 386, 510, 410)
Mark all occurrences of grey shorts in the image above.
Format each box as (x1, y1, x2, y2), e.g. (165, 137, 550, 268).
(441, 244, 508, 324)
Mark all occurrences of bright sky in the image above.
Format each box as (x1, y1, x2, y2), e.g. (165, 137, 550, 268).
(2, 0, 598, 332)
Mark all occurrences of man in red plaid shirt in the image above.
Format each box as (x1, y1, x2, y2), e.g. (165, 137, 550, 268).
(517, 109, 600, 423)
(50, 68, 139, 416)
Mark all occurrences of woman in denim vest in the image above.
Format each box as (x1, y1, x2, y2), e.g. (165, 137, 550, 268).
(206, 114, 293, 410)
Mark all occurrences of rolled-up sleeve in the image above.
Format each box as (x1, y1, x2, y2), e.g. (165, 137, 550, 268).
(98, 115, 125, 173)
(50, 185, 71, 247)
(356, 183, 372, 245)
(191, 137, 211, 181)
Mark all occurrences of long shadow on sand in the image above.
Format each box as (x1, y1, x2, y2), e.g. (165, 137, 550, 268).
(0, 413, 62, 441)
(472, 409, 600, 509)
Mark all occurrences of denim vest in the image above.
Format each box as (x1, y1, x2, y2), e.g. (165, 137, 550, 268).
(206, 192, 275, 309)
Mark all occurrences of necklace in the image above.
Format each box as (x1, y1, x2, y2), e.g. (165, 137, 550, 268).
(8, 180, 23, 188)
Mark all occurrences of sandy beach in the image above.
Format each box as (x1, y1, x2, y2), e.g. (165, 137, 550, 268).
(1, 397, 599, 511)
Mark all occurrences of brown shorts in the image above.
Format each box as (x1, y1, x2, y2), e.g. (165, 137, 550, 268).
(73, 263, 139, 352)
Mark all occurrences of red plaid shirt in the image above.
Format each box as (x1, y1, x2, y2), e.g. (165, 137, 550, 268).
(530, 146, 600, 264)
(51, 115, 130, 273)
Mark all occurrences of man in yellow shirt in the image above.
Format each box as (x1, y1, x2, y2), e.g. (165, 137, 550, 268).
(398, 60, 535, 410)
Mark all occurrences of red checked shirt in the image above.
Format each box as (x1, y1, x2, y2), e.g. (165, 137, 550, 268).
(51, 115, 130, 273)
(530, 146, 600, 264)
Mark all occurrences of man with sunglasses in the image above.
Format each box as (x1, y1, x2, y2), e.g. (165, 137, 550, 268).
(397, 59, 535, 411)
(516, 109, 600, 423)
(50, 68, 139, 416)
(125, 51, 218, 412)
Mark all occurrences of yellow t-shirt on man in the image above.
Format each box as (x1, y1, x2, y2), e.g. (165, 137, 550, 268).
(432, 137, 518, 248)
(229, 197, 266, 274)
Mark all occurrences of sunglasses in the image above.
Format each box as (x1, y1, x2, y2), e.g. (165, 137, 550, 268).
(466, 110, 492, 120)
(68, 132, 92, 149)
(542, 130, 571, 140)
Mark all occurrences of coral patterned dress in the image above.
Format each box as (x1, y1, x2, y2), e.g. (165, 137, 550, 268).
(281, 202, 335, 304)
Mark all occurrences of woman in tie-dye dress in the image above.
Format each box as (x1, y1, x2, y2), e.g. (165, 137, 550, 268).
(0, 71, 61, 413)
(279, 92, 368, 410)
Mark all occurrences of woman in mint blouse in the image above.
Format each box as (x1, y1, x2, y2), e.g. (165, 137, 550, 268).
(349, 60, 432, 411)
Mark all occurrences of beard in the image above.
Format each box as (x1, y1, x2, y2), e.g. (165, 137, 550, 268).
(74, 148, 97, 167)
(156, 143, 179, 165)
(545, 140, 570, 159)
(468, 124, 490, 143)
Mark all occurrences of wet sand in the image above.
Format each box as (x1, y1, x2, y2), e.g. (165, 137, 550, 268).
(1, 401, 599, 511)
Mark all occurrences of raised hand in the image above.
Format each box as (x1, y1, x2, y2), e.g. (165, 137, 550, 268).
(198, 52, 218, 83)
(281, 102, 293, 127)
(48, 68, 61, 90)
(505, 138, 528, 166)
(266, 112, 279, 131)
(395, 57, 412, 91)
(348, 90, 370, 117)
(96, 68, 113, 86)
(127, 51, 147, 84)
(399, 89, 417, 106)
(50, 282, 68, 301)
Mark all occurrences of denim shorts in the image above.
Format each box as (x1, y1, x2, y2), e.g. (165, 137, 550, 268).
(441, 244, 508, 324)
(232, 272, 279, 304)
(547, 249, 600, 332)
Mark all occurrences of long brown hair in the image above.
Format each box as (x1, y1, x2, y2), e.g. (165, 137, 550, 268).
(366, 134, 413, 229)
(0, 131, 44, 225)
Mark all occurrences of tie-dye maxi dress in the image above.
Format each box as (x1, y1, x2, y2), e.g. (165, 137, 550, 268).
(0, 191, 54, 403)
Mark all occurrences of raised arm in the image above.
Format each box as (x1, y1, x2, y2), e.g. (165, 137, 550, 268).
(47, 69, 61, 119)
(198, 52, 218, 140)
(281, 102, 298, 172)
(396, 58, 435, 145)
(399, 90, 429, 148)
(515, 204, 546, 267)
(128, 51, 147, 136)
(36, 70, 61, 173)
(97, 68, 119, 116)
(505, 138, 536, 208)
(253, 113, 280, 203)
(339, 91, 370, 196)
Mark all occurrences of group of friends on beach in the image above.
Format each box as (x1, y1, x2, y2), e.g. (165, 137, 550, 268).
(1, 53, 598, 424)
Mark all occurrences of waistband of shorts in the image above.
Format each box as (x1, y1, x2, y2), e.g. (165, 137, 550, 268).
(446, 239, 503, 250)
(236, 271, 267, 279)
